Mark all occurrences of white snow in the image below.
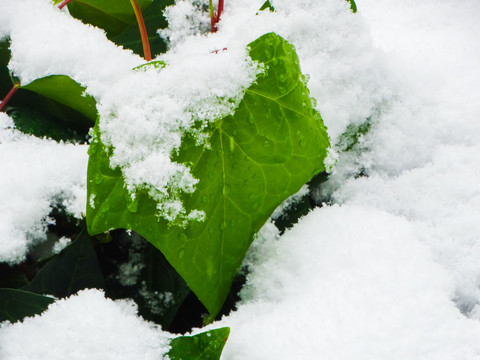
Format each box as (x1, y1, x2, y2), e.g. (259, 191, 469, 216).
(1, 0, 480, 358)
(0, 289, 170, 360)
(0, 113, 87, 264)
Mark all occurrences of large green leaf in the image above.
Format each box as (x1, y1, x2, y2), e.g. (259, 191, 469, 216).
(23, 230, 105, 298)
(0, 289, 55, 323)
(21, 75, 97, 122)
(167, 327, 230, 360)
(64, 0, 152, 37)
(111, 0, 174, 58)
(87, 32, 330, 318)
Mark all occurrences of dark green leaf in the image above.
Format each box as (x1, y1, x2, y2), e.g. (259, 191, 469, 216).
(65, 0, 152, 37)
(0, 288, 55, 323)
(111, 0, 174, 58)
(23, 230, 105, 298)
(21, 75, 97, 122)
(168, 327, 230, 360)
(87, 32, 330, 318)
(0, 37, 13, 98)
(137, 245, 191, 328)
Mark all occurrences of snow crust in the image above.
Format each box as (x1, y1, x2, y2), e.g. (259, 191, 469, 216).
(0, 289, 170, 360)
(0, 113, 87, 264)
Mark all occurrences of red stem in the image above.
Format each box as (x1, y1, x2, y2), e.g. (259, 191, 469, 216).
(218, 0, 224, 18)
(0, 84, 20, 112)
(58, 0, 76, 10)
(130, 0, 152, 61)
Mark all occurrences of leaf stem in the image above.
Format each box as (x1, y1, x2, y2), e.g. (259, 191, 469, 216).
(58, 0, 76, 10)
(130, 0, 152, 61)
(209, 0, 215, 33)
(0, 84, 20, 112)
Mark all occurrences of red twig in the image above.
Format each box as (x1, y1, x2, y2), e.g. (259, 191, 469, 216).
(0, 84, 20, 112)
(130, 0, 152, 61)
(58, 0, 76, 10)
(211, 0, 224, 33)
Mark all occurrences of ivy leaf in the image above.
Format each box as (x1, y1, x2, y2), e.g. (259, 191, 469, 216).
(20, 75, 97, 122)
(167, 327, 230, 360)
(87, 32, 330, 318)
(62, 0, 152, 37)
(23, 230, 105, 298)
(0, 289, 55, 323)
(111, 0, 174, 58)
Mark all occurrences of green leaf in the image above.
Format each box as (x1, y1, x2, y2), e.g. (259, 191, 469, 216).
(259, 0, 274, 12)
(167, 327, 230, 360)
(21, 75, 97, 122)
(337, 117, 371, 151)
(87, 32, 330, 318)
(0, 289, 55, 323)
(64, 0, 152, 37)
(347, 0, 357, 13)
(23, 230, 105, 298)
(137, 244, 191, 328)
(111, 0, 174, 58)
(0, 37, 13, 98)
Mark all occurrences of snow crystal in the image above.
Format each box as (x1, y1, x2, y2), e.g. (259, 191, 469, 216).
(0, 113, 87, 264)
(0, 289, 171, 360)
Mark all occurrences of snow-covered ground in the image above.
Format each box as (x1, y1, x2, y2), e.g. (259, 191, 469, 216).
(1, 0, 480, 358)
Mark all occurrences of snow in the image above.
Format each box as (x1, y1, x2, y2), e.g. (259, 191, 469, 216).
(1, 0, 480, 358)
(0, 113, 87, 264)
(0, 289, 170, 360)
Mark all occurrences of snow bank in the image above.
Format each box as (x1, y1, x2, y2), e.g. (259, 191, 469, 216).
(214, 206, 480, 359)
(0, 289, 170, 360)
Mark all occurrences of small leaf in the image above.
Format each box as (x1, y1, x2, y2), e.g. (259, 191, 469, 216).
(23, 230, 105, 298)
(167, 327, 230, 360)
(0, 288, 55, 323)
(111, 0, 174, 58)
(64, 0, 153, 37)
(259, 0, 274, 12)
(87, 32, 330, 318)
(21, 75, 97, 122)
(347, 0, 357, 13)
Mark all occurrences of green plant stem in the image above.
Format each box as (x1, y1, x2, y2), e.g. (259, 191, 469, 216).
(58, 0, 75, 10)
(0, 84, 20, 112)
(209, 0, 215, 33)
(130, 0, 152, 61)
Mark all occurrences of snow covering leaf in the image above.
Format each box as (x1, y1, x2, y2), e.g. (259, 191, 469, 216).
(21, 75, 97, 122)
(168, 327, 230, 360)
(0, 289, 55, 323)
(63, 0, 152, 37)
(23, 231, 104, 298)
(86, 32, 330, 318)
(111, 0, 174, 58)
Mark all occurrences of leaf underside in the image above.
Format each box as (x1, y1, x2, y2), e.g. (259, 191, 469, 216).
(86, 32, 330, 318)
